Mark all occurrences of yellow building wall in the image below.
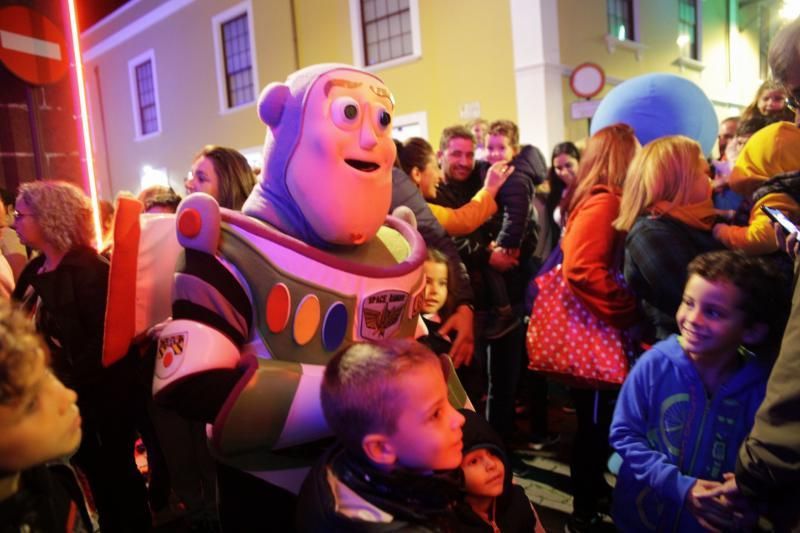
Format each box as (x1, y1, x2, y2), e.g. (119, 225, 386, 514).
(85, 0, 297, 195)
(294, 0, 519, 147)
(82, 0, 770, 195)
(555, 0, 765, 148)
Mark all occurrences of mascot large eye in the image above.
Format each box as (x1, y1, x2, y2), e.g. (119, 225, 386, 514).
(331, 97, 361, 129)
(373, 105, 392, 131)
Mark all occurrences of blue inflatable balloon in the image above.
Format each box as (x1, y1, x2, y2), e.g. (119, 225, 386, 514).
(590, 73, 718, 155)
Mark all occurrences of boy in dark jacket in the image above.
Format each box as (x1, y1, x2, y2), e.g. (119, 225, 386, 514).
(0, 301, 92, 533)
(456, 409, 542, 532)
(297, 339, 467, 532)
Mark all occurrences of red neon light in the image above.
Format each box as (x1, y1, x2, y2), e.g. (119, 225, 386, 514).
(65, 0, 104, 251)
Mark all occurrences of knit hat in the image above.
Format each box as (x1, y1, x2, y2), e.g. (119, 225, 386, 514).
(730, 121, 800, 196)
(459, 409, 512, 489)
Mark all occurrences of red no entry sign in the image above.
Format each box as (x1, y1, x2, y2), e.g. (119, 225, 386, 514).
(0, 6, 68, 86)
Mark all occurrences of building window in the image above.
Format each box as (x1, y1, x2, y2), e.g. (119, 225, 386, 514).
(349, 0, 421, 69)
(128, 49, 161, 140)
(678, 0, 699, 60)
(607, 0, 635, 41)
(362, 0, 412, 65)
(213, 1, 259, 113)
(221, 14, 253, 107)
(392, 111, 428, 142)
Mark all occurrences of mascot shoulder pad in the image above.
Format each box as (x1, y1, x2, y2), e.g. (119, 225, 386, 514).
(176, 193, 221, 254)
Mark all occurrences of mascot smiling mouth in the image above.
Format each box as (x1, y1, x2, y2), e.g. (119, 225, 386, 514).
(345, 159, 380, 172)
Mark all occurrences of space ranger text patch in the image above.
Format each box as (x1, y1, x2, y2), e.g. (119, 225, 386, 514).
(360, 290, 408, 340)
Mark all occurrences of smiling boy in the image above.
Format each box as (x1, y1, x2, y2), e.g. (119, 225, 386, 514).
(0, 301, 91, 532)
(609, 250, 788, 532)
(297, 339, 466, 531)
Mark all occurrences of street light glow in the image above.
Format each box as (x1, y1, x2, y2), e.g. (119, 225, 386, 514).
(65, 0, 104, 251)
(780, 0, 800, 20)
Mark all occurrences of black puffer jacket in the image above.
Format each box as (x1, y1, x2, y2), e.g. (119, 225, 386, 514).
(296, 444, 463, 532)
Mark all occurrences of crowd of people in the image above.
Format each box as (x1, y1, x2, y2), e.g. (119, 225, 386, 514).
(1, 18, 800, 533)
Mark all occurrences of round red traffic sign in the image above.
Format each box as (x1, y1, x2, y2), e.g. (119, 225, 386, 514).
(570, 62, 605, 99)
(0, 6, 69, 86)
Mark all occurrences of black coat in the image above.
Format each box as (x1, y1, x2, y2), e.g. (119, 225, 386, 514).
(12, 246, 135, 423)
(13, 246, 109, 390)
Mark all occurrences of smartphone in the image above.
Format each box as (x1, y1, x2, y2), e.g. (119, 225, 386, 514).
(761, 205, 799, 234)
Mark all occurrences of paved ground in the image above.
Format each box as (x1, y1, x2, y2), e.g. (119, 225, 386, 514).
(509, 388, 617, 532)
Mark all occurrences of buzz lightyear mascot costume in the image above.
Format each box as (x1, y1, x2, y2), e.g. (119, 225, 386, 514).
(117, 64, 467, 524)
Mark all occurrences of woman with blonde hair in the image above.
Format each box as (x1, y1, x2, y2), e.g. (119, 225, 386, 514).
(615, 136, 722, 341)
(12, 180, 151, 532)
(557, 123, 640, 531)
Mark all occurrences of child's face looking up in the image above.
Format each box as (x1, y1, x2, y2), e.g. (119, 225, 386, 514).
(423, 260, 448, 315)
(461, 448, 505, 498)
(383, 361, 465, 472)
(676, 274, 753, 364)
(0, 351, 82, 472)
(486, 134, 518, 165)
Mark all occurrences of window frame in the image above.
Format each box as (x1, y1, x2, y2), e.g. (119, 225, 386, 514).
(678, 0, 702, 61)
(348, 0, 422, 71)
(391, 111, 428, 142)
(127, 49, 162, 142)
(606, 0, 638, 42)
(212, 0, 260, 115)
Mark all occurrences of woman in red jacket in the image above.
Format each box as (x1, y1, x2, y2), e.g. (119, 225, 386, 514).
(560, 123, 640, 532)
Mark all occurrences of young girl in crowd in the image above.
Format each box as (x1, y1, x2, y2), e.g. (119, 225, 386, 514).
(615, 135, 723, 341)
(558, 123, 640, 532)
(418, 249, 488, 406)
(456, 409, 545, 532)
(740, 80, 795, 123)
(421, 248, 455, 331)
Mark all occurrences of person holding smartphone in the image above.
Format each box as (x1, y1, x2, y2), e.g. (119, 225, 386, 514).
(712, 121, 800, 256)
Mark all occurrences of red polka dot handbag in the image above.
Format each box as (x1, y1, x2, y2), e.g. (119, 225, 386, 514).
(526, 264, 635, 389)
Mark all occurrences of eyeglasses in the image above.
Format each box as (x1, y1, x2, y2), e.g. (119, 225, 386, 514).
(13, 210, 34, 220)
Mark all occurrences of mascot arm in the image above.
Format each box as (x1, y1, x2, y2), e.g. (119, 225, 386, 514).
(153, 319, 243, 422)
(210, 356, 330, 457)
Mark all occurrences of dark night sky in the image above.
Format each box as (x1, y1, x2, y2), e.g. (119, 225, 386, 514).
(79, 0, 131, 31)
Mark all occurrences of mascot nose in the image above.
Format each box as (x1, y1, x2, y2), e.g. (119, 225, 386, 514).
(359, 120, 378, 150)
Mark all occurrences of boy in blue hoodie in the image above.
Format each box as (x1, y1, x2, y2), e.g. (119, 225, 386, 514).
(609, 250, 788, 532)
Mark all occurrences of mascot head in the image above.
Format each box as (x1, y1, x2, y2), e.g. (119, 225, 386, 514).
(242, 64, 397, 248)
(590, 73, 718, 156)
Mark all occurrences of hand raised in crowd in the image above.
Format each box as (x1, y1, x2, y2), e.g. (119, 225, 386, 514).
(774, 222, 799, 260)
(488, 245, 519, 272)
(483, 162, 515, 197)
(438, 303, 475, 368)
